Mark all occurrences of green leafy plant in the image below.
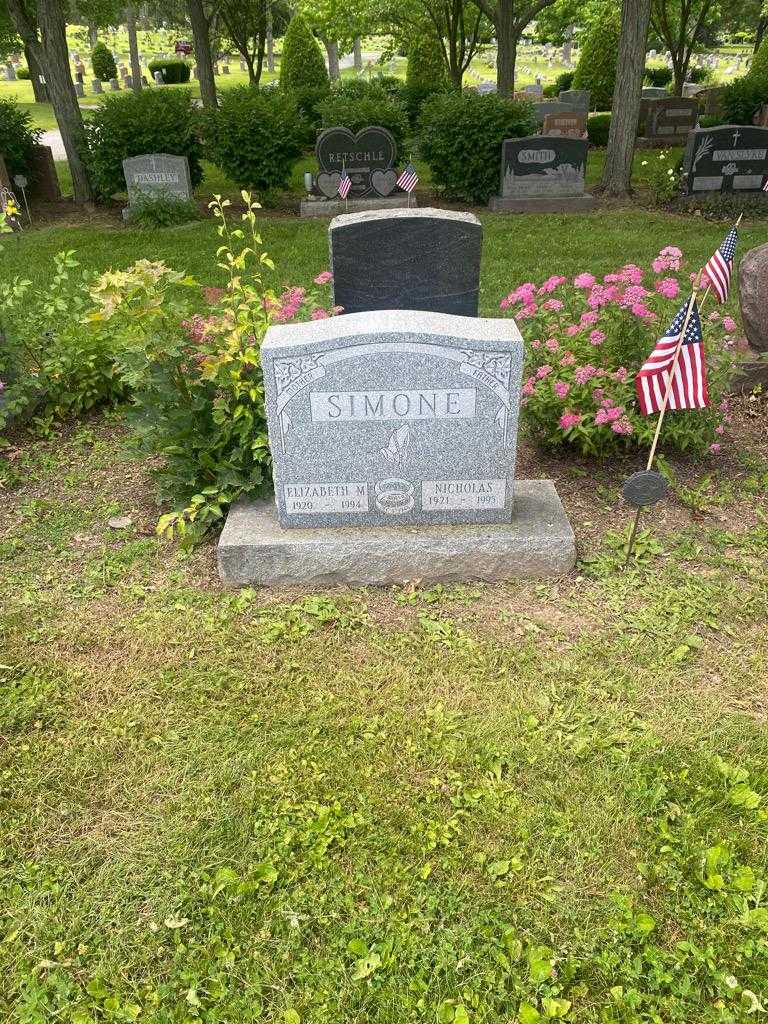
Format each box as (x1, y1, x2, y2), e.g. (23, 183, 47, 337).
(403, 31, 449, 125)
(316, 91, 409, 153)
(91, 40, 117, 82)
(639, 148, 682, 205)
(0, 251, 125, 438)
(148, 58, 191, 84)
(721, 75, 767, 125)
(644, 66, 673, 88)
(748, 32, 768, 91)
(128, 195, 200, 229)
(204, 87, 305, 195)
(0, 97, 41, 178)
(419, 91, 536, 203)
(587, 112, 611, 147)
(15, 66, 30, 80)
(86, 194, 337, 540)
(279, 14, 328, 93)
(572, 4, 621, 111)
(499, 249, 737, 457)
(81, 89, 203, 200)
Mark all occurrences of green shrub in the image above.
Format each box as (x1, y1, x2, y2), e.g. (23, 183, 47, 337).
(748, 35, 768, 90)
(87, 196, 337, 540)
(698, 113, 722, 128)
(644, 66, 673, 87)
(129, 196, 200, 229)
(0, 251, 125, 438)
(81, 90, 203, 200)
(572, 6, 621, 111)
(419, 91, 536, 203)
(403, 31, 448, 125)
(91, 41, 117, 82)
(587, 112, 611, 146)
(316, 92, 409, 153)
(16, 66, 30, 80)
(148, 58, 191, 84)
(204, 86, 304, 195)
(722, 76, 767, 124)
(687, 66, 713, 85)
(279, 14, 328, 93)
(0, 97, 41, 177)
(554, 70, 575, 93)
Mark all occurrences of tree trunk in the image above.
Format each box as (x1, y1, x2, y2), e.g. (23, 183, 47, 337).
(600, 0, 651, 196)
(25, 44, 48, 102)
(188, 0, 217, 108)
(325, 39, 340, 81)
(266, 1, 274, 73)
(671, 53, 688, 96)
(88, 22, 98, 48)
(126, 5, 142, 93)
(8, 0, 94, 202)
(755, 16, 767, 53)
(353, 36, 362, 71)
(496, 3, 517, 96)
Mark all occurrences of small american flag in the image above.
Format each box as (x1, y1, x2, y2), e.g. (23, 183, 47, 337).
(337, 167, 351, 200)
(636, 297, 709, 415)
(397, 162, 419, 193)
(763, 177, 768, 192)
(702, 226, 738, 303)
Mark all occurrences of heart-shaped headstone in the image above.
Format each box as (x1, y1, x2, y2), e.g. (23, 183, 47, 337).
(371, 168, 398, 196)
(316, 171, 340, 199)
(315, 125, 397, 198)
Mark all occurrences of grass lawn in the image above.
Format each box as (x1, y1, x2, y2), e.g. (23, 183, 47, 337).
(2, 205, 761, 317)
(1, 389, 767, 1024)
(2, 168, 768, 1023)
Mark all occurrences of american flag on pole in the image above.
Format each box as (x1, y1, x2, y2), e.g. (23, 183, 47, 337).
(636, 297, 709, 415)
(337, 167, 351, 199)
(702, 227, 738, 303)
(763, 177, 768, 192)
(397, 161, 419, 193)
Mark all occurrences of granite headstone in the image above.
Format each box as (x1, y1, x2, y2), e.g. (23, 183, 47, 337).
(739, 243, 768, 352)
(542, 111, 587, 138)
(642, 97, 698, 140)
(313, 125, 398, 200)
(682, 124, 768, 194)
(558, 88, 590, 111)
(260, 309, 524, 529)
(122, 153, 192, 214)
(329, 208, 482, 317)
(498, 135, 588, 198)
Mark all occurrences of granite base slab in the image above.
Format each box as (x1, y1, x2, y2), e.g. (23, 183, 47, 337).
(300, 196, 417, 218)
(217, 480, 576, 588)
(489, 194, 598, 213)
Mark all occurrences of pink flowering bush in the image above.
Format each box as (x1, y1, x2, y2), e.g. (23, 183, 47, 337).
(499, 250, 738, 456)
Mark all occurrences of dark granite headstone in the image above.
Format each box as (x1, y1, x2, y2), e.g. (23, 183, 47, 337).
(500, 135, 588, 198)
(329, 208, 482, 317)
(558, 89, 590, 111)
(313, 126, 397, 200)
(531, 100, 580, 124)
(682, 124, 768, 194)
(642, 97, 698, 140)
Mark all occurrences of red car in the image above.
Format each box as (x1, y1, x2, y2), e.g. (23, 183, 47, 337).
(174, 39, 193, 56)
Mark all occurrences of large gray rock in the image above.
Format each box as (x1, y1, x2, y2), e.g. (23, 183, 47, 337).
(329, 208, 482, 317)
(217, 482, 576, 588)
(739, 243, 768, 352)
(261, 309, 524, 530)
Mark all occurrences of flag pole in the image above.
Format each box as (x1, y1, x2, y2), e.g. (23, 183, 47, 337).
(625, 273, 702, 564)
(624, 213, 742, 564)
